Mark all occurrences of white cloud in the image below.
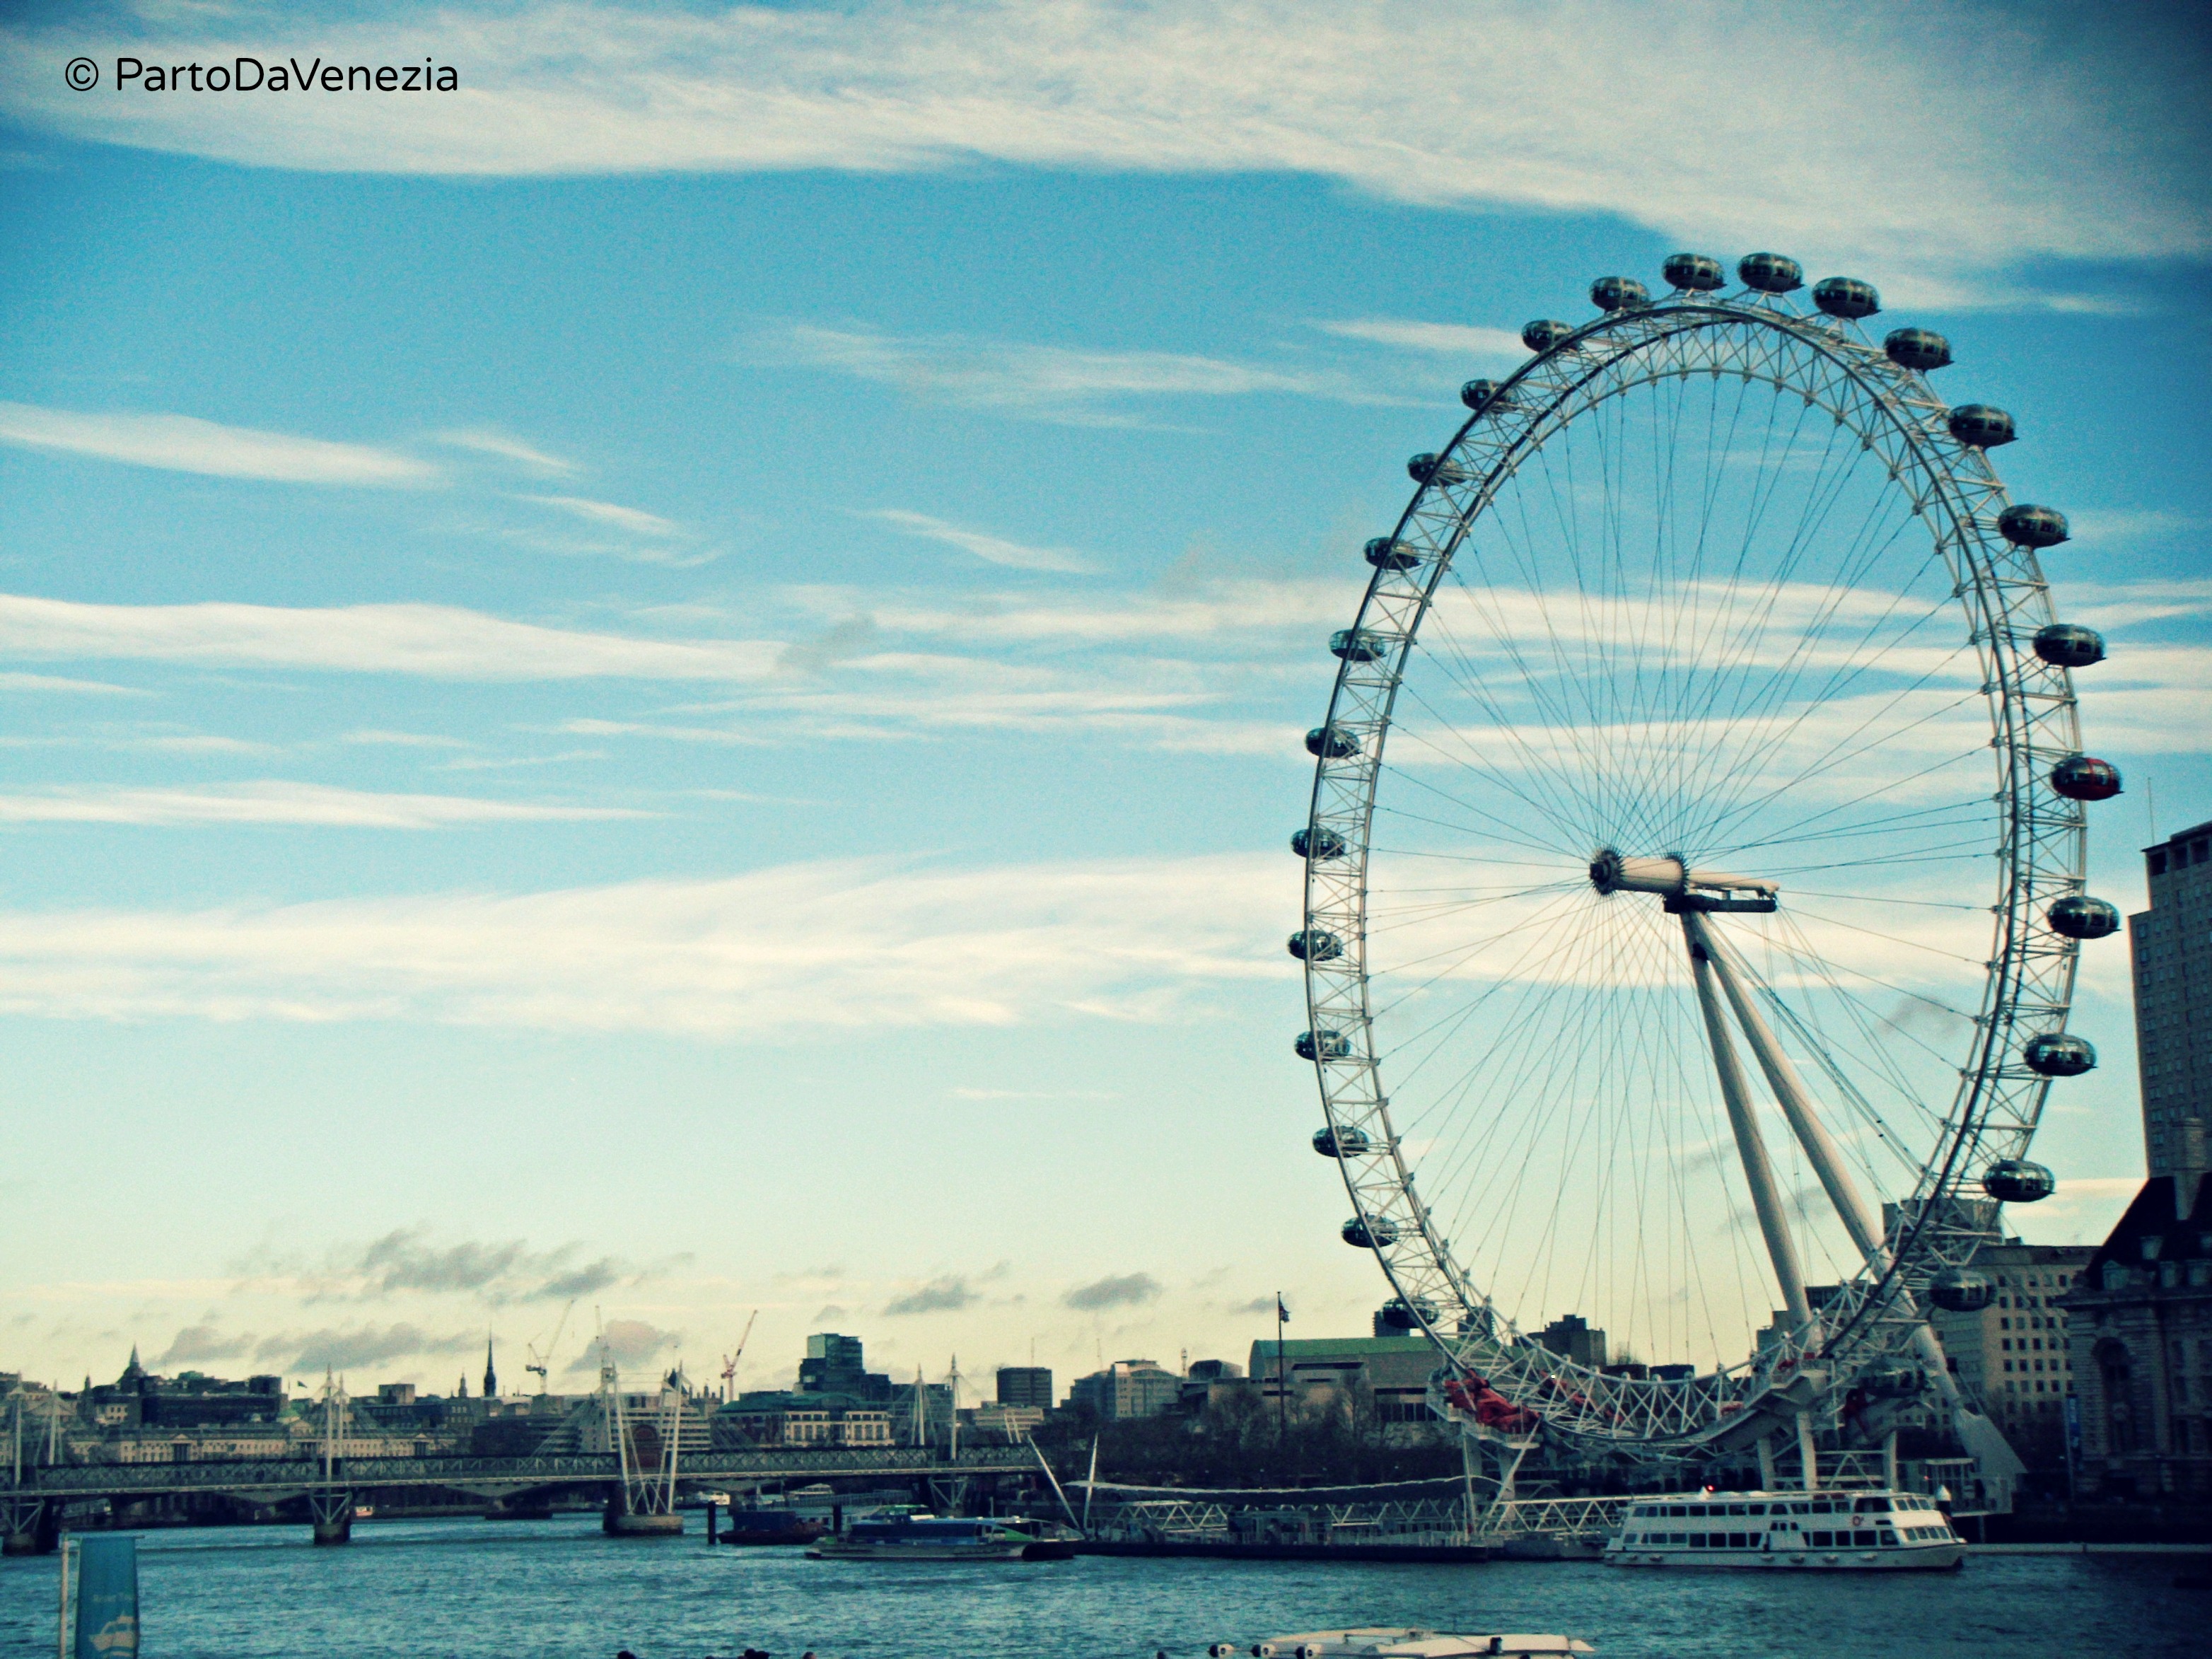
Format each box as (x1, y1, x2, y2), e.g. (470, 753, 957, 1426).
(1316, 319, 1527, 361)
(0, 671, 142, 695)
(753, 322, 1404, 418)
(522, 494, 682, 537)
(866, 508, 1097, 574)
(0, 401, 435, 485)
(0, 593, 783, 682)
(341, 729, 470, 748)
(0, 782, 646, 829)
(0, 854, 1293, 1031)
(2062, 509, 2208, 544)
(0, 3, 2200, 293)
(434, 428, 576, 475)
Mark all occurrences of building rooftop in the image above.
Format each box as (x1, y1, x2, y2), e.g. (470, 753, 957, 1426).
(1250, 1337, 1435, 1362)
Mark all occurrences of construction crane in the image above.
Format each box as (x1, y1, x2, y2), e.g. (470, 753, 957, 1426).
(719, 1310, 758, 1404)
(525, 1300, 576, 1394)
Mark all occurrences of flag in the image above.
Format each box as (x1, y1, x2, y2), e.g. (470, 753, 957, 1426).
(1276, 1296, 1290, 1324)
(72, 1535, 139, 1659)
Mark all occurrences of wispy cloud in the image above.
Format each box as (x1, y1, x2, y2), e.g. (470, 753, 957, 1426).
(521, 494, 681, 537)
(1, 3, 2199, 294)
(753, 322, 1401, 420)
(436, 428, 576, 475)
(264, 1322, 479, 1373)
(866, 508, 1097, 574)
(2063, 508, 2208, 543)
(1063, 1272, 1163, 1312)
(0, 852, 1292, 1032)
(0, 671, 144, 696)
(0, 783, 645, 829)
(298, 1228, 629, 1305)
(0, 401, 435, 485)
(157, 1322, 257, 1367)
(0, 593, 782, 682)
(342, 729, 470, 749)
(1315, 319, 1527, 360)
(885, 1276, 980, 1316)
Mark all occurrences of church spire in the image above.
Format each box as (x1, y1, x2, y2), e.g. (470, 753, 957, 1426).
(483, 1336, 497, 1399)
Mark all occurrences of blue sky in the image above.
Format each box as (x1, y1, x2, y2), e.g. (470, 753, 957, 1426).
(1, 1, 2206, 1395)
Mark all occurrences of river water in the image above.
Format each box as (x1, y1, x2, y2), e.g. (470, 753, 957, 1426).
(0, 1518, 2201, 1658)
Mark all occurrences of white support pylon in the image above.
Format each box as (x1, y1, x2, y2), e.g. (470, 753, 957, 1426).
(1691, 912, 2025, 1489)
(1684, 923, 1811, 1327)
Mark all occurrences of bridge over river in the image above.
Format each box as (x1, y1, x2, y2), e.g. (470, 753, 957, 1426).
(1, 1443, 1052, 1552)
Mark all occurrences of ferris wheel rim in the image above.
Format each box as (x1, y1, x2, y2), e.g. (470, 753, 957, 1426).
(1296, 277, 2087, 1453)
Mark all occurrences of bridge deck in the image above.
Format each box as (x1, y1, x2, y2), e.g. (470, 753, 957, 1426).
(6, 1444, 1043, 1502)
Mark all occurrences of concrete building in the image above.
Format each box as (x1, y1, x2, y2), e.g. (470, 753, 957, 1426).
(1068, 1359, 1181, 1421)
(1177, 1358, 1243, 1413)
(995, 1366, 1053, 1409)
(2134, 819, 2212, 1182)
(963, 1402, 1044, 1440)
(1928, 1242, 2090, 1472)
(718, 1392, 892, 1448)
(1535, 1315, 1607, 1370)
(1249, 1336, 1440, 1431)
(2063, 1170, 2212, 1499)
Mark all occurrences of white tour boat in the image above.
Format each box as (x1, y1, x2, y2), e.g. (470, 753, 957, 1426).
(1229, 1634, 1592, 1658)
(1605, 1487, 1963, 1571)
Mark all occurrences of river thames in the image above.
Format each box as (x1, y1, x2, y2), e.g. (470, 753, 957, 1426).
(0, 1518, 2202, 1658)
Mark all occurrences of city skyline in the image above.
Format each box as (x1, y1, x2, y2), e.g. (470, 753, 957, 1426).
(3, 1, 2208, 1395)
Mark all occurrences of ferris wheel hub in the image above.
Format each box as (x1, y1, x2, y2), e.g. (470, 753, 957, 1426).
(1588, 849, 1780, 904)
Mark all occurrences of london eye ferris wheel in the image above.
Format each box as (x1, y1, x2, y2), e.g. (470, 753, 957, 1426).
(1291, 252, 2124, 1481)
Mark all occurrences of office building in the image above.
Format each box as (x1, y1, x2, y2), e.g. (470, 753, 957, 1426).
(1068, 1359, 1181, 1421)
(1535, 1315, 1607, 1369)
(799, 1332, 892, 1401)
(995, 1366, 1053, 1409)
(2134, 819, 2212, 1180)
(1928, 1242, 2090, 1472)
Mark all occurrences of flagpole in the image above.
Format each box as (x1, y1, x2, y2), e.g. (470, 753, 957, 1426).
(1274, 1292, 1287, 1448)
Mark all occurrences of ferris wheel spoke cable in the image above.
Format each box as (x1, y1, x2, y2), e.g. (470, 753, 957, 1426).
(1370, 895, 1604, 1078)
(1756, 950, 1979, 1113)
(1400, 590, 1601, 814)
(1410, 919, 1625, 1242)
(1374, 801, 1582, 865)
(1693, 680, 1984, 851)
(1736, 916, 1929, 1174)
(1687, 569, 1969, 849)
(1677, 505, 1935, 834)
(1365, 880, 1596, 1019)
(1509, 448, 1631, 831)
(1420, 564, 1617, 839)
(1387, 891, 1617, 1138)
(1385, 680, 1600, 851)
(1783, 885, 1986, 911)
(1653, 409, 1863, 802)
(1714, 758, 1992, 858)
(1764, 839, 1996, 877)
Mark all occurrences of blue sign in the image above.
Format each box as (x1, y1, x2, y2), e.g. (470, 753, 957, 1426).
(2063, 1392, 2083, 1460)
(73, 1535, 139, 1659)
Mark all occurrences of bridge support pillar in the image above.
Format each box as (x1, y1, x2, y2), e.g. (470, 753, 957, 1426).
(2, 1496, 57, 1556)
(308, 1488, 354, 1547)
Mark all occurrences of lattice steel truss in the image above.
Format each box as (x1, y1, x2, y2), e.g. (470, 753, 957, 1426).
(1298, 279, 2085, 1465)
